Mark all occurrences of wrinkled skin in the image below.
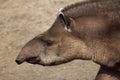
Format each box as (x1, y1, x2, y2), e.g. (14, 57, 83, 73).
(16, 0, 120, 80)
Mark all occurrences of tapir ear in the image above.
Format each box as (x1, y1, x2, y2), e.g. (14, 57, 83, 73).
(59, 12, 72, 32)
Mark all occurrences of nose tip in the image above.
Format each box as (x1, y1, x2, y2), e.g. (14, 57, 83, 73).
(15, 59, 24, 65)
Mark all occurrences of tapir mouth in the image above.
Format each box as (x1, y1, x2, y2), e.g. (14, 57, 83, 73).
(26, 57, 40, 64)
(15, 57, 40, 65)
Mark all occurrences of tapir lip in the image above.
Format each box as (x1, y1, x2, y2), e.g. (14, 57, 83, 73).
(26, 57, 40, 64)
(15, 57, 40, 65)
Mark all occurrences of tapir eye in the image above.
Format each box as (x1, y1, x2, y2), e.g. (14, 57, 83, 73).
(40, 38, 54, 47)
(46, 40, 53, 46)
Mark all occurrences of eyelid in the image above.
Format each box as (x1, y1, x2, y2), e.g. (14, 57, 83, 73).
(40, 38, 54, 47)
(40, 37, 54, 43)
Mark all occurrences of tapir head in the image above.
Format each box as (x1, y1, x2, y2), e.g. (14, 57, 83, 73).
(15, 13, 93, 66)
(16, 0, 120, 68)
(16, 11, 120, 67)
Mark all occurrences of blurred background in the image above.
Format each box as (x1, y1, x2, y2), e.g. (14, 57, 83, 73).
(0, 0, 100, 80)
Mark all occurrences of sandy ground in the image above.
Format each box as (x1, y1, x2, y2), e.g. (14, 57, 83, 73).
(0, 0, 100, 80)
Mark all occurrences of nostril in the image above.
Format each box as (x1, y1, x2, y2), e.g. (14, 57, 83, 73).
(15, 59, 23, 65)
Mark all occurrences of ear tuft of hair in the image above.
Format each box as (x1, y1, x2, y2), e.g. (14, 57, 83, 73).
(59, 11, 72, 32)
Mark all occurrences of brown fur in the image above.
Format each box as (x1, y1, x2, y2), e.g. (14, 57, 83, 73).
(16, 0, 120, 80)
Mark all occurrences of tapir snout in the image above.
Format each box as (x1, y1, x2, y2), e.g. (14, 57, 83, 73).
(15, 58, 24, 65)
(15, 37, 45, 65)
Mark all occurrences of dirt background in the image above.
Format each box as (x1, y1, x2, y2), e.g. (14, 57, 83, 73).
(0, 0, 100, 80)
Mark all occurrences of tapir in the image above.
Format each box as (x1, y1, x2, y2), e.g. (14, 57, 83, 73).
(16, 0, 120, 80)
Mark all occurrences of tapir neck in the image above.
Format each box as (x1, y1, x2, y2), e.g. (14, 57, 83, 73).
(84, 38, 120, 68)
(75, 39, 93, 61)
